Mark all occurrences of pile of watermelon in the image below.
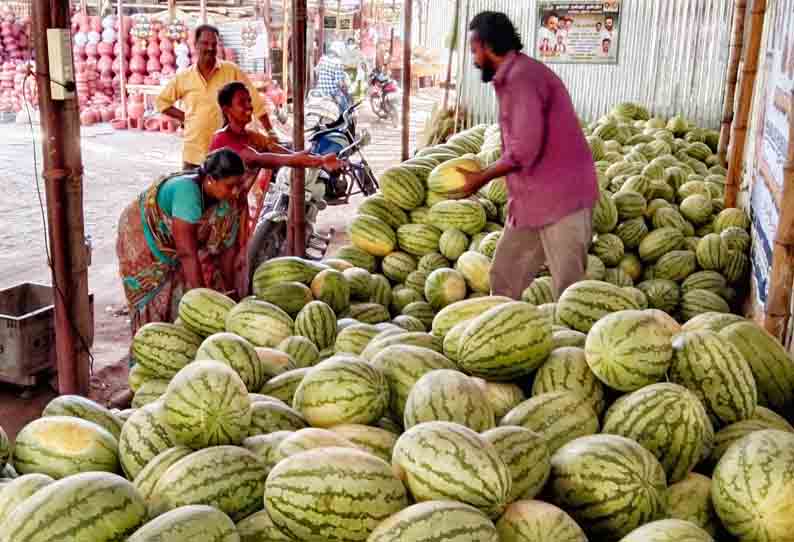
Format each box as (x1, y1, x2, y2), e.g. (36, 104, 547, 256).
(0, 103, 793, 542)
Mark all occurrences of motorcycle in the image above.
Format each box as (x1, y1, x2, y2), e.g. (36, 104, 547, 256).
(368, 66, 400, 126)
(246, 101, 378, 281)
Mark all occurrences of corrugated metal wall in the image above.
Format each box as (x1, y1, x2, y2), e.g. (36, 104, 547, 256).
(440, 0, 735, 128)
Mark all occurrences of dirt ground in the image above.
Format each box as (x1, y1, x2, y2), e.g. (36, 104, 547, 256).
(0, 88, 441, 437)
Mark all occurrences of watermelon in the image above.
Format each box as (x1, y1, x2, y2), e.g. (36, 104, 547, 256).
(613, 191, 647, 220)
(390, 286, 424, 314)
(13, 417, 119, 479)
(616, 217, 649, 249)
(593, 233, 626, 267)
(619, 519, 714, 542)
(654, 250, 697, 281)
(118, 401, 176, 479)
(680, 289, 730, 321)
(358, 194, 410, 229)
(605, 268, 635, 287)
(127, 505, 238, 542)
(404, 369, 495, 431)
(294, 301, 337, 350)
(322, 258, 354, 271)
(417, 252, 451, 274)
(131, 379, 169, 408)
(712, 208, 750, 233)
(753, 406, 794, 431)
(132, 445, 193, 505)
(128, 362, 156, 392)
(369, 501, 498, 542)
(259, 368, 309, 404)
(429, 200, 487, 235)
(242, 432, 293, 472)
(327, 424, 398, 463)
(236, 509, 294, 542)
(334, 323, 382, 355)
(496, 500, 587, 542)
(309, 269, 350, 315)
(501, 392, 599, 452)
(371, 345, 457, 420)
(603, 383, 712, 482)
(532, 347, 606, 415)
(277, 336, 319, 368)
(722, 249, 749, 284)
(585, 310, 674, 391)
(255, 281, 314, 316)
(708, 418, 794, 467)
(248, 399, 308, 435)
(0, 473, 53, 526)
(427, 156, 482, 195)
(178, 288, 235, 336)
(226, 298, 294, 348)
(586, 254, 607, 280)
(151, 445, 266, 521)
(667, 473, 722, 537)
(195, 332, 265, 391)
(292, 355, 389, 427)
(361, 331, 442, 360)
(0, 472, 147, 542)
(720, 226, 751, 252)
(712, 430, 794, 542)
(401, 301, 435, 329)
(380, 166, 426, 210)
(397, 223, 442, 257)
(594, 190, 619, 233)
(275, 428, 357, 459)
(404, 269, 430, 295)
(548, 434, 668, 541)
(393, 421, 511, 518)
(334, 245, 377, 272)
(669, 331, 757, 425)
(439, 228, 469, 260)
(720, 321, 794, 413)
(342, 268, 373, 301)
(254, 347, 294, 377)
(41, 395, 122, 439)
(681, 270, 727, 295)
(522, 276, 555, 305)
(409, 206, 432, 225)
(482, 427, 550, 501)
(557, 281, 640, 333)
(453, 250, 491, 293)
(477, 231, 502, 258)
(350, 214, 397, 257)
(131, 323, 203, 379)
(695, 233, 728, 270)
(637, 279, 680, 312)
(381, 251, 417, 283)
(348, 302, 391, 324)
(679, 195, 713, 225)
(252, 257, 328, 291)
(425, 268, 467, 309)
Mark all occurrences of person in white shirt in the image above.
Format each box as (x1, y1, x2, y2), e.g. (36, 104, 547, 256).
(537, 13, 559, 55)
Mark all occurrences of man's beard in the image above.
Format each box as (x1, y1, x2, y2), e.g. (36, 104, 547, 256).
(476, 61, 496, 83)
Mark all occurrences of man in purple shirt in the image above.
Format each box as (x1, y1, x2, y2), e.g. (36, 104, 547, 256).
(456, 11, 599, 300)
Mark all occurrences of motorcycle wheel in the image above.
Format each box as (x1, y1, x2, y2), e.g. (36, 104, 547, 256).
(369, 94, 390, 120)
(247, 217, 288, 292)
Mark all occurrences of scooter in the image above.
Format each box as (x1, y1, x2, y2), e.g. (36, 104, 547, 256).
(368, 65, 400, 126)
(246, 101, 377, 281)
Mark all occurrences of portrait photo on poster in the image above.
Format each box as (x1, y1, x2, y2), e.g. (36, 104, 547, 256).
(535, 0, 621, 65)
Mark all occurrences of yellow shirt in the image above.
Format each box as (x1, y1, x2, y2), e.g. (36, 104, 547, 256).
(156, 61, 267, 166)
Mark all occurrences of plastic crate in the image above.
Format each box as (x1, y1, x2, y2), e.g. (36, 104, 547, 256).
(0, 282, 94, 387)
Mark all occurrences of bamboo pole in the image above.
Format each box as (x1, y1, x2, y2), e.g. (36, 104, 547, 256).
(725, 0, 766, 209)
(401, 0, 413, 161)
(764, 90, 794, 342)
(442, 0, 460, 111)
(288, 0, 308, 257)
(718, 0, 747, 168)
(453, 0, 470, 134)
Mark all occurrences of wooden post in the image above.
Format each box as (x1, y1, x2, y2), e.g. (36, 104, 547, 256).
(764, 90, 794, 341)
(264, 0, 273, 77)
(442, 0, 460, 110)
(32, 0, 92, 396)
(401, 0, 413, 161)
(317, 0, 325, 63)
(453, 0, 470, 134)
(283, 0, 289, 93)
(725, 0, 766, 209)
(718, 0, 747, 167)
(118, 0, 127, 122)
(288, 0, 307, 257)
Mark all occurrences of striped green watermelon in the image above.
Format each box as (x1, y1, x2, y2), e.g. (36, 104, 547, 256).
(368, 501, 499, 542)
(151, 445, 266, 521)
(163, 361, 251, 448)
(259, 368, 309, 404)
(712, 208, 750, 233)
(361, 331, 442, 360)
(310, 269, 350, 314)
(131, 379, 169, 408)
(118, 401, 176, 479)
(393, 421, 511, 518)
(680, 195, 713, 225)
(322, 258, 354, 271)
(358, 194, 409, 229)
(712, 430, 794, 541)
(41, 395, 122, 439)
(275, 428, 358, 460)
(425, 190, 447, 207)
(292, 355, 389, 427)
(401, 301, 435, 329)
(255, 281, 314, 317)
(342, 267, 373, 301)
(226, 298, 294, 348)
(680, 289, 730, 321)
(418, 252, 451, 274)
(586, 254, 607, 280)
(348, 302, 391, 324)
(380, 166, 426, 210)
(612, 191, 647, 220)
(585, 310, 674, 391)
(638, 227, 685, 262)
(404, 270, 429, 295)
(603, 383, 712, 482)
(0, 472, 147, 542)
(722, 249, 749, 284)
(594, 190, 619, 233)
(432, 297, 513, 337)
(680, 312, 745, 333)
(254, 347, 295, 377)
(381, 251, 416, 283)
(455, 251, 492, 293)
(522, 276, 555, 305)
(424, 268, 467, 310)
(552, 328, 587, 349)
(409, 206, 432, 225)
(131, 323, 202, 379)
(439, 228, 469, 260)
(681, 270, 727, 295)
(242, 432, 294, 472)
(720, 226, 751, 252)
(669, 330, 757, 425)
(667, 473, 722, 537)
(501, 392, 599, 452)
(468, 380, 525, 420)
(652, 207, 692, 233)
(196, 332, 265, 391)
(477, 231, 502, 258)
(127, 505, 238, 542)
(13, 417, 119, 479)
(277, 336, 319, 368)
(128, 362, 156, 392)
(327, 424, 398, 463)
(397, 224, 442, 257)
(334, 245, 377, 272)
(404, 369, 495, 431)
(458, 302, 552, 380)
(247, 398, 308, 435)
(637, 279, 680, 312)
(720, 321, 794, 413)
(252, 257, 328, 291)
(132, 445, 192, 505)
(334, 323, 381, 355)
(708, 418, 794, 467)
(619, 519, 714, 542)
(0, 473, 53, 526)
(557, 280, 641, 333)
(654, 250, 697, 282)
(695, 233, 728, 271)
(497, 500, 587, 542)
(548, 434, 668, 541)
(753, 406, 794, 431)
(605, 268, 635, 287)
(236, 508, 294, 542)
(178, 288, 236, 337)
(429, 200, 487, 235)
(294, 301, 337, 350)
(532, 347, 606, 415)
(427, 156, 481, 195)
(350, 214, 397, 257)
(482, 427, 550, 501)
(265, 446, 408, 541)
(616, 217, 649, 249)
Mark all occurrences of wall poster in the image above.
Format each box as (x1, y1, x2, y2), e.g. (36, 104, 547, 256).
(535, 1, 622, 64)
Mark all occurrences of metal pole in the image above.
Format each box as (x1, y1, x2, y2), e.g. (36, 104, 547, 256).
(32, 0, 92, 396)
(401, 0, 413, 161)
(282, 0, 289, 91)
(118, 0, 127, 122)
(317, 0, 325, 62)
(288, 0, 307, 256)
(264, 0, 273, 78)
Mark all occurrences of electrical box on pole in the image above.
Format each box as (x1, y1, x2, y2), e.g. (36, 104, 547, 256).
(46, 29, 75, 100)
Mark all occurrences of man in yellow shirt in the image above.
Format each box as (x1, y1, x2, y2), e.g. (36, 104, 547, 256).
(157, 25, 274, 169)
